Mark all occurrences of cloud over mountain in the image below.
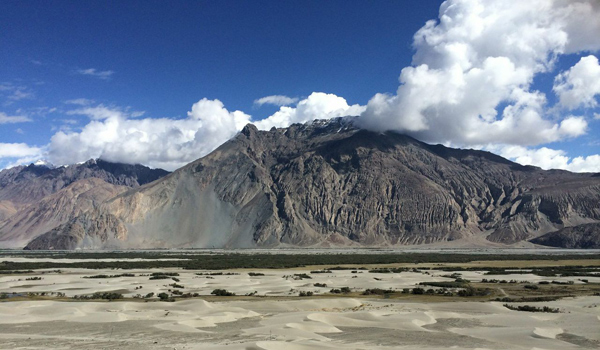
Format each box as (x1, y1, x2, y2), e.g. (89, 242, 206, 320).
(357, 0, 600, 148)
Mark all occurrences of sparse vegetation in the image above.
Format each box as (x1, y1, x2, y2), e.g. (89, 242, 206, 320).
(369, 267, 407, 273)
(3, 252, 599, 271)
(504, 304, 561, 313)
(457, 286, 491, 297)
(329, 287, 351, 294)
(73, 292, 123, 301)
(362, 288, 393, 295)
(157, 292, 173, 301)
(211, 289, 235, 296)
(419, 280, 468, 288)
(83, 273, 135, 279)
(0, 270, 34, 275)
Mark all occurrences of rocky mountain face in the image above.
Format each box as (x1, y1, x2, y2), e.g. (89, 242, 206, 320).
(25, 118, 600, 249)
(0, 160, 169, 248)
(530, 223, 600, 249)
(0, 159, 169, 206)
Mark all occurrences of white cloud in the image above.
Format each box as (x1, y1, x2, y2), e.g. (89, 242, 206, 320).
(8, 89, 34, 101)
(553, 55, 600, 109)
(66, 104, 141, 120)
(47, 100, 251, 171)
(0, 83, 34, 103)
(558, 116, 587, 138)
(357, 0, 600, 148)
(46, 93, 363, 171)
(15, 128, 24, 134)
(15, 106, 57, 117)
(497, 145, 600, 172)
(0, 143, 42, 158)
(64, 98, 95, 106)
(76, 68, 114, 80)
(254, 95, 299, 107)
(254, 92, 365, 130)
(0, 112, 32, 124)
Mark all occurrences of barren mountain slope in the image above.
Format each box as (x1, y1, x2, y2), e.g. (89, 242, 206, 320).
(26, 119, 600, 249)
(530, 223, 600, 248)
(0, 159, 169, 206)
(0, 178, 128, 248)
(0, 160, 169, 248)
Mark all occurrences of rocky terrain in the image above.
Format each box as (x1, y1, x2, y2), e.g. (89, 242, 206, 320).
(0, 160, 169, 248)
(531, 223, 600, 249)
(0, 159, 169, 206)
(21, 118, 600, 249)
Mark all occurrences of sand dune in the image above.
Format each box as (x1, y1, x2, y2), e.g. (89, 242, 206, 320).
(1, 295, 598, 349)
(1, 266, 599, 349)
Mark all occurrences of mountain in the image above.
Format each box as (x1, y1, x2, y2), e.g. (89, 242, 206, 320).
(0, 178, 128, 248)
(25, 118, 600, 249)
(530, 223, 600, 249)
(0, 159, 169, 207)
(0, 160, 169, 248)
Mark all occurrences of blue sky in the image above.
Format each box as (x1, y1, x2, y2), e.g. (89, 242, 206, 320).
(1, 0, 599, 171)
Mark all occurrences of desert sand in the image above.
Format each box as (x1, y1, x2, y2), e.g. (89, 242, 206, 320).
(1, 264, 599, 349)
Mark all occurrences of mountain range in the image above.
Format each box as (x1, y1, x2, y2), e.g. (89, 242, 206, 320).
(0, 159, 169, 248)
(1, 118, 599, 249)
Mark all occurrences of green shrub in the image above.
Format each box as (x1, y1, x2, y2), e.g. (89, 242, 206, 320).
(211, 289, 235, 296)
(362, 288, 393, 295)
(412, 287, 425, 295)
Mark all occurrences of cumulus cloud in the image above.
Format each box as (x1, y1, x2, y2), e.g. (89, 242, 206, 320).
(44, 93, 363, 171)
(498, 145, 600, 173)
(557, 116, 587, 137)
(76, 68, 114, 80)
(254, 95, 299, 107)
(0, 143, 42, 158)
(357, 0, 600, 148)
(554, 55, 600, 109)
(47, 100, 251, 170)
(254, 92, 365, 130)
(0, 112, 32, 124)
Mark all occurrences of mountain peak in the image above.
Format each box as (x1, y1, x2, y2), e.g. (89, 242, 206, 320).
(32, 159, 55, 168)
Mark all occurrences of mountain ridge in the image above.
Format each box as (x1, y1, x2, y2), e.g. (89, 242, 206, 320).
(0, 160, 170, 248)
(23, 118, 600, 249)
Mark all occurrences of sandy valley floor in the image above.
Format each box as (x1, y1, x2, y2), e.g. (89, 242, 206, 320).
(1, 260, 599, 349)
